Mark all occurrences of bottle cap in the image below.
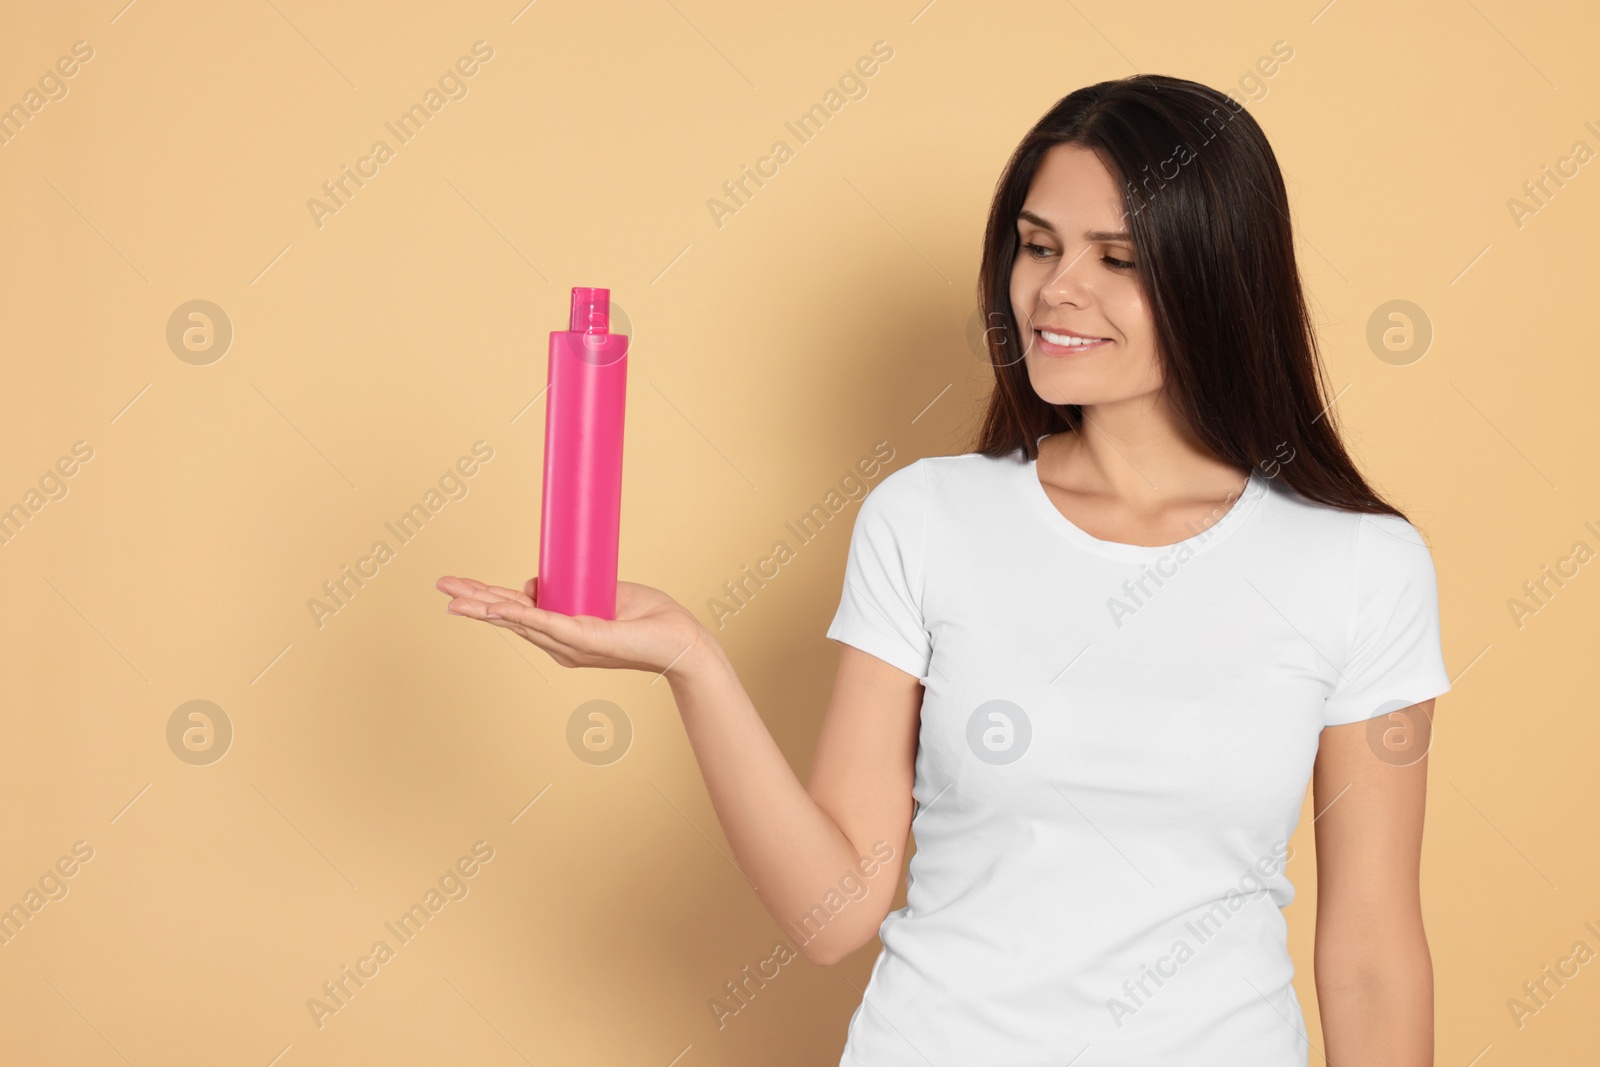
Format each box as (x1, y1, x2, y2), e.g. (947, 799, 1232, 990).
(569, 287, 610, 334)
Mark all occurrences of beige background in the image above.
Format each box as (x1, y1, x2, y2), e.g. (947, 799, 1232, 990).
(2, 0, 1596, 1063)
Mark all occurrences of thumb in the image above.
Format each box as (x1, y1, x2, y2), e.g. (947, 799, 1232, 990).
(525, 576, 538, 601)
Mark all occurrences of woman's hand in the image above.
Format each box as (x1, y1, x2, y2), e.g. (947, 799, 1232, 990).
(435, 575, 712, 677)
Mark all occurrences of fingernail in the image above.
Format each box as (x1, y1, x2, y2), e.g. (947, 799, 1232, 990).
(485, 612, 500, 619)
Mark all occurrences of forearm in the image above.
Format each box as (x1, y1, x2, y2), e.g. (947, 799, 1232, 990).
(1315, 925, 1433, 1065)
(666, 628, 880, 963)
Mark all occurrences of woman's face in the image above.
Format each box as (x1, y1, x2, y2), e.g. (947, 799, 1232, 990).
(1007, 142, 1161, 408)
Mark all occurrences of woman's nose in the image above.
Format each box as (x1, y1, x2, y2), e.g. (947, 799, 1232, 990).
(1038, 246, 1095, 305)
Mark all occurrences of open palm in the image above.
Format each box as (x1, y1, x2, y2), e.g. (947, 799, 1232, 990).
(435, 574, 707, 676)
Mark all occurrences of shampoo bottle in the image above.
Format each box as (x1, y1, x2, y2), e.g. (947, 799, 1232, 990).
(536, 287, 628, 619)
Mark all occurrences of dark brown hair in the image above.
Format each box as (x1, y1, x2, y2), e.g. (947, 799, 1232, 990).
(971, 74, 1405, 519)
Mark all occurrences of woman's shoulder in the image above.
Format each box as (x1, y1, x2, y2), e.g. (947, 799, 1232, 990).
(1255, 474, 1432, 538)
(865, 450, 1008, 510)
(1250, 478, 1443, 595)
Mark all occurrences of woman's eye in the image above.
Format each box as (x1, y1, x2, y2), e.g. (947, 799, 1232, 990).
(1021, 241, 1134, 270)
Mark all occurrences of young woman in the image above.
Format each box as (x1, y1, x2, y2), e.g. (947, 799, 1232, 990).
(438, 74, 1451, 1066)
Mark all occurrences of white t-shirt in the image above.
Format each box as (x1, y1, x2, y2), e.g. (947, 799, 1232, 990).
(825, 442, 1452, 1066)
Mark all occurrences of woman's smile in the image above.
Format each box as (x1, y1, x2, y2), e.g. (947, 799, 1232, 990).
(1035, 327, 1111, 355)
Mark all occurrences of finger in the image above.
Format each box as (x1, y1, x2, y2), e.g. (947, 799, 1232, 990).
(475, 611, 584, 662)
(445, 596, 492, 618)
(436, 575, 488, 595)
(483, 598, 594, 646)
(446, 595, 530, 622)
(445, 583, 532, 610)
(451, 595, 556, 633)
(480, 583, 534, 607)
(437, 575, 534, 607)
(449, 582, 533, 608)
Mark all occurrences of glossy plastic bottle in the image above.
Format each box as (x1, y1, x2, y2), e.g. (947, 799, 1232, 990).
(536, 287, 628, 619)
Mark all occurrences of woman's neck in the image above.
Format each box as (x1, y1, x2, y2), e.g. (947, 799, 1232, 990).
(1041, 404, 1250, 507)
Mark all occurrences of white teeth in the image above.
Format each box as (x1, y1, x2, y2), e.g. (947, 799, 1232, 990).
(1040, 330, 1105, 347)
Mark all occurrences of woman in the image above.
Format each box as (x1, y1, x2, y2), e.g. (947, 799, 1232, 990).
(438, 74, 1451, 1065)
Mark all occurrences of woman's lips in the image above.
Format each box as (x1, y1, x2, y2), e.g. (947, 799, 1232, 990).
(1035, 329, 1110, 355)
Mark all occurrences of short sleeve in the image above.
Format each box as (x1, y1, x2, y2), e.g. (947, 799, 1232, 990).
(1321, 512, 1452, 726)
(825, 461, 932, 680)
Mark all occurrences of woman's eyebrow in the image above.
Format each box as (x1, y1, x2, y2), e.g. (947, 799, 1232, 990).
(1016, 208, 1129, 243)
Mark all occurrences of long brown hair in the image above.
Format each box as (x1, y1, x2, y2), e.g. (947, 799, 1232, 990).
(972, 74, 1405, 519)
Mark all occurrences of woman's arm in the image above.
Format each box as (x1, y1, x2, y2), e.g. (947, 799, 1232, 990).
(1311, 698, 1437, 1065)
(437, 575, 923, 967)
(668, 636, 923, 966)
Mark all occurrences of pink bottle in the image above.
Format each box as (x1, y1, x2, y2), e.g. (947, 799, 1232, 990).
(536, 287, 628, 619)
